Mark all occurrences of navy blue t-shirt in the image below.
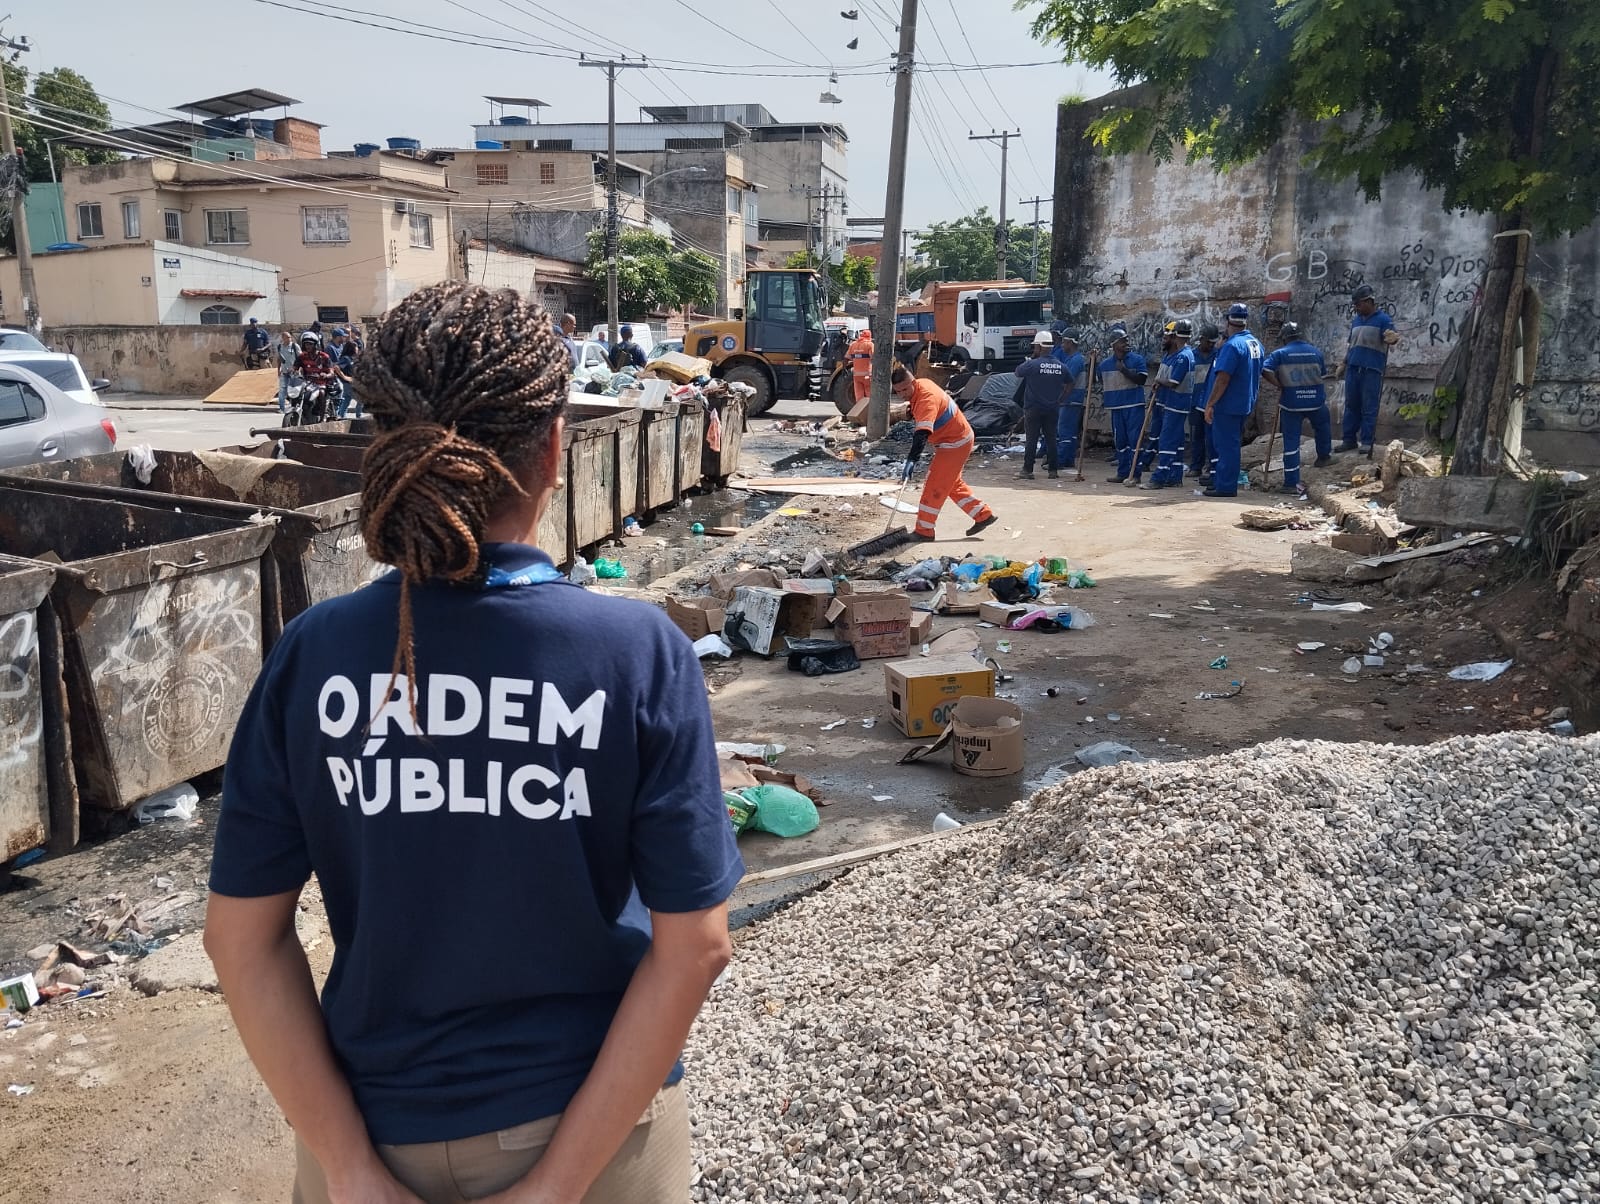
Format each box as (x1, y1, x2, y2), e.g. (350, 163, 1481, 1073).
(1014, 354, 1067, 410)
(210, 543, 743, 1145)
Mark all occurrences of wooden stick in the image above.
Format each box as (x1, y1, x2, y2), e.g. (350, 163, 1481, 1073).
(1262, 396, 1283, 489)
(1130, 387, 1156, 482)
(737, 818, 1003, 888)
(1075, 345, 1098, 482)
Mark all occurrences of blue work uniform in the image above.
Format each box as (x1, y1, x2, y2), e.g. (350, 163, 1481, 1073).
(1015, 354, 1066, 474)
(328, 342, 356, 418)
(1188, 348, 1215, 478)
(244, 324, 270, 352)
(1051, 349, 1088, 467)
(1263, 339, 1332, 487)
(1148, 346, 1196, 486)
(1343, 309, 1394, 449)
(1207, 329, 1263, 496)
(1097, 351, 1149, 480)
(210, 542, 743, 1146)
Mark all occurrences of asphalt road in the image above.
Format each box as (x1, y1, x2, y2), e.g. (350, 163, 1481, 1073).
(104, 399, 284, 453)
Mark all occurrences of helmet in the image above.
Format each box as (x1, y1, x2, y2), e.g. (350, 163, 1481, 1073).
(298, 331, 320, 345)
(1226, 303, 1249, 324)
(1032, 330, 1054, 347)
(1279, 321, 1300, 341)
(1164, 318, 1192, 338)
(1352, 284, 1376, 303)
(1059, 329, 1079, 345)
(1199, 324, 1220, 340)
(1108, 325, 1129, 341)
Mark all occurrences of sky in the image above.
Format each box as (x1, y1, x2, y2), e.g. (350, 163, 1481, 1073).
(20, 0, 1111, 231)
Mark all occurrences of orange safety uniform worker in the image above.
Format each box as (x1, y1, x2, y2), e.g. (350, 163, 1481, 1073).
(892, 366, 999, 541)
(848, 327, 875, 403)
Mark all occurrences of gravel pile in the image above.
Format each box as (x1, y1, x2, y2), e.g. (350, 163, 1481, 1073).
(686, 733, 1599, 1202)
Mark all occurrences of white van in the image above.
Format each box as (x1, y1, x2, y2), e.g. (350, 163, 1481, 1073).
(587, 323, 658, 357)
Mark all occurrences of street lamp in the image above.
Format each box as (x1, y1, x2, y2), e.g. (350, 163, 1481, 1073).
(642, 165, 708, 194)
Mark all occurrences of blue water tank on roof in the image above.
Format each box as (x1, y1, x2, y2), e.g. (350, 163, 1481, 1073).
(474, 140, 503, 150)
(354, 143, 380, 157)
(386, 137, 422, 151)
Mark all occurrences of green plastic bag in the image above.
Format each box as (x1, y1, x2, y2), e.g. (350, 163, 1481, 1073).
(1067, 568, 1096, 589)
(745, 784, 820, 838)
(594, 557, 627, 579)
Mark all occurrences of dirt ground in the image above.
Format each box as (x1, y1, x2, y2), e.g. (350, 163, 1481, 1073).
(0, 397, 1587, 1203)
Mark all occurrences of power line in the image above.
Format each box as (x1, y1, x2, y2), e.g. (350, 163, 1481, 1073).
(941, 0, 1047, 194)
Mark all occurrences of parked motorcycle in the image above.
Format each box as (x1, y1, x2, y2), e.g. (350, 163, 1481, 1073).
(282, 377, 334, 427)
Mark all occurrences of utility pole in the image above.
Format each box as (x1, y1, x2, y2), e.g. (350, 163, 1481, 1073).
(580, 55, 647, 347)
(969, 129, 1019, 280)
(0, 33, 39, 332)
(868, 0, 918, 441)
(1017, 194, 1051, 282)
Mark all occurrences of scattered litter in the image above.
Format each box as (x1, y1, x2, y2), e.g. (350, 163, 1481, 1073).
(12, 847, 43, 869)
(996, 639, 1012, 653)
(738, 784, 820, 838)
(871, 794, 894, 803)
(568, 557, 598, 586)
(1342, 657, 1364, 674)
(932, 812, 962, 831)
(785, 639, 860, 676)
(1042, 687, 1060, 698)
(1148, 613, 1174, 619)
(1312, 601, 1371, 612)
(1370, 632, 1395, 651)
(593, 557, 627, 579)
(1, 975, 40, 1013)
(1208, 656, 1229, 669)
(132, 782, 199, 825)
(820, 719, 847, 731)
(691, 522, 706, 535)
(876, 495, 919, 514)
(717, 742, 785, 759)
(1106, 712, 1122, 722)
(1448, 659, 1514, 682)
(692, 634, 734, 659)
(126, 443, 157, 485)
(1549, 720, 1576, 736)
(1404, 663, 1430, 674)
(1255, 667, 1280, 673)
(7, 1084, 33, 1097)
(1296, 641, 1326, 652)
(861, 717, 877, 729)
(623, 516, 643, 537)
(1074, 741, 1144, 768)
(1195, 681, 1245, 700)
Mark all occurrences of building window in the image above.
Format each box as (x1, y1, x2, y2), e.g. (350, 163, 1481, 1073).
(409, 211, 434, 249)
(476, 161, 509, 185)
(316, 305, 350, 324)
(727, 186, 740, 214)
(199, 304, 243, 325)
(77, 202, 104, 239)
(163, 210, 182, 241)
(121, 200, 141, 239)
(302, 205, 351, 244)
(539, 161, 556, 185)
(744, 196, 758, 226)
(205, 209, 250, 245)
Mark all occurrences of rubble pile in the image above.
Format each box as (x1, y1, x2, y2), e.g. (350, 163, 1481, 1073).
(688, 732, 1600, 1202)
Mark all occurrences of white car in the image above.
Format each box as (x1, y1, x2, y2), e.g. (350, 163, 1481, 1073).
(586, 323, 658, 357)
(0, 351, 110, 407)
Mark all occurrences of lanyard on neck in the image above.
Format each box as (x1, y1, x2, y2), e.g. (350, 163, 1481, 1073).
(483, 562, 564, 588)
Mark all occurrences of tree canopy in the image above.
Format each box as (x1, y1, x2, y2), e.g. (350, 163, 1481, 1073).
(584, 228, 719, 317)
(784, 249, 877, 297)
(1026, 0, 1593, 473)
(909, 208, 1051, 289)
(2, 62, 119, 184)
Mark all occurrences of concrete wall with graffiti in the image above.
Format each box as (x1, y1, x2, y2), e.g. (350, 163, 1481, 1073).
(1052, 95, 1600, 464)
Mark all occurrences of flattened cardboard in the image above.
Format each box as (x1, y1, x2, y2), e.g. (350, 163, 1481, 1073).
(884, 655, 996, 737)
(667, 596, 728, 641)
(979, 600, 1034, 628)
(709, 568, 782, 600)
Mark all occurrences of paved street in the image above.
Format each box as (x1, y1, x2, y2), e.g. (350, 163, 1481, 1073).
(104, 398, 282, 453)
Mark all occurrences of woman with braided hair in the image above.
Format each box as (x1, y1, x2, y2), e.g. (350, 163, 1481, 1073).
(205, 282, 742, 1204)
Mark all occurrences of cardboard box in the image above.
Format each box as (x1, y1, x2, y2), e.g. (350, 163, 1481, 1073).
(708, 568, 782, 600)
(835, 579, 908, 597)
(781, 578, 836, 632)
(666, 596, 728, 642)
(884, 655, 996, 737)
(979, 600, 1033, 628)
(727, 586, 814, 656)
(909, 611, 933, 646)
(826, 591, 912, 659)
(950, 697, 1024, 776)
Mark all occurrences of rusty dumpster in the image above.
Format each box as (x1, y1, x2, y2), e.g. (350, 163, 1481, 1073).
(676, 394, 705, 496)
(566, 405, 643, 546)
(224, 437, 368, 475)
(0, 487, 277, 812)
(701, 393, 748, 489)
(2, 449, 371, 628)
(638, 401, 680, 514)
(0, 556, 57, 861)
(535, 426, 575, 568)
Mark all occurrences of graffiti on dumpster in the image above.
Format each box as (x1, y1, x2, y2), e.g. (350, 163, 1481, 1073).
(100, 572, 259, 760)
(0, 611, 41, 773)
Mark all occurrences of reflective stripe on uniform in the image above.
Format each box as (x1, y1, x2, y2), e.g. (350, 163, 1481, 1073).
(931, 401, 958, 431)
(1101, 368, 1139, 392)
(1349, 323, 1387, 352)
(1278, 360, 1324, 388)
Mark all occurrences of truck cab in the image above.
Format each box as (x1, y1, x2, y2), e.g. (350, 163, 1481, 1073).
(685, 268, 825, 416)
(950, 287, 1054, 370)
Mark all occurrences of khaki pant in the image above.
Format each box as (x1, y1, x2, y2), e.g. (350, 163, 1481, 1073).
(292, 1084, 690, 1204)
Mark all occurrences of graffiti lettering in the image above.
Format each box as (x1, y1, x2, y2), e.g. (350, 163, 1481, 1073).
(0, 610, 42, 774)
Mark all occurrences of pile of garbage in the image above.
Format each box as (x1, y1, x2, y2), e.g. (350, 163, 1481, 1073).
(687, 731, 1600, 1202)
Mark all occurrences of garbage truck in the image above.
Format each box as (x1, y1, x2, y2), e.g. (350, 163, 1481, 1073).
(927, 279, 1054, 372)
(684, 267, 826, 416)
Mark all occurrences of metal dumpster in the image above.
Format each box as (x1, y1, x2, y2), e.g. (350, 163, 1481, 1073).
(638, 401, 681, 514)
(3, 449, 370, 628)
(535, 426, 575, 568)
(569, 401, 643, 534)
(0, 556, 57, 860)
(0, 488, 277, 811)
(701, 394, 748, 489)
(221, 438, 368, 475)
(249, 424, 371, 447)
(676, 395, 705, 496)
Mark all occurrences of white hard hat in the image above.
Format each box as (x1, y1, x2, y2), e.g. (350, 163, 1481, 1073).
(1032, 330, 1054, 346)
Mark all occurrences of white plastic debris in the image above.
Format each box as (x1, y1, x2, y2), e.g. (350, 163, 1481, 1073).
(932, 812, 962, 831)
(1312, 601, 1371, 613)
(125, 444, 157, 485)
(132, 782, 198, 825)
(820, 719, 847, 731)
(1297, 641, 1326, 652)
(1342, 657, 1364, 674)
(1447, 659, 1514, 682)
(692, 633, 734, 659)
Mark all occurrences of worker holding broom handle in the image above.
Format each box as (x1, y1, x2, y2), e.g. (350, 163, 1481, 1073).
(892, 366, 999, 541)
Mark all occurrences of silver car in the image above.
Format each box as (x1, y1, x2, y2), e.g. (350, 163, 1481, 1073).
(0, 362, 117, 470)
(0, 351, 111, 407)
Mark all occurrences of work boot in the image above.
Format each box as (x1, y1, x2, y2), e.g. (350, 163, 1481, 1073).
(1313, 455, 1333, 468)
(1123, 476, 1140, 488)
(912, 532, 937, 541)
(1106, 475, 1126, 484)
(1202, 487, 1237, 498)
(1016, 470, 1035, 480)
(1046, 469, 1059, 480)
(966, 514, 999, 537)
(1359, 444, 1373, 457)
(1335, 441, 1358, 452)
